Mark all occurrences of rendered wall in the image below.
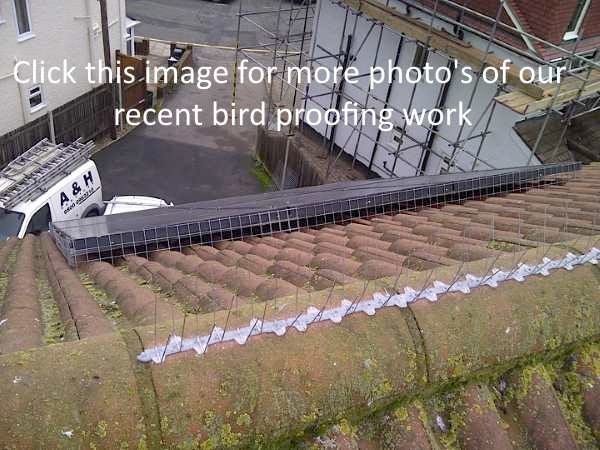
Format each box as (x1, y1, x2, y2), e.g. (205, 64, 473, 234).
(305, 0, 540, 178)
(0, 0, 126, 135)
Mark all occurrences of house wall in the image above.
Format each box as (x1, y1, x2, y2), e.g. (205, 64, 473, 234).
(511, 0, 600, 44)
(419, 0, 600, 45)
(0, 0, 126, 135)
(582, 0, 600, 40)
(304, 0, 539, 178)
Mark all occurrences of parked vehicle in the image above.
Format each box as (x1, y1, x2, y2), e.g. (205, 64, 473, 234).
(0, 139, 103, 239)
(104, 196, 173, 215)
(0, 139, 171, 240)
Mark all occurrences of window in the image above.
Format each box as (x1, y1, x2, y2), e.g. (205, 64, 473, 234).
(26, 204, 51, 235)
(28, 85, 45, 112)
(564, 0, 591, 41)
(412, 44, 430, 75)
(0, 208, 25, 240)
(12, 0, 32, 38)
(551, 50, 598, 74)
(392, 124, 405, 146)
(125, 17, 141, 56)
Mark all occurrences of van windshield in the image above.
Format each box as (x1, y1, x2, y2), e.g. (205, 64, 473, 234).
(0, 208, 25, 240)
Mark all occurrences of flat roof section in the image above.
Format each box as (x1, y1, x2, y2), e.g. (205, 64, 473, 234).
(50, 162, 581, 265)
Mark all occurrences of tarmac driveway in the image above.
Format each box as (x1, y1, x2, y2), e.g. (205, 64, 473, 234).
(93, 47, 265, 204)
(126, 0, 300, 47)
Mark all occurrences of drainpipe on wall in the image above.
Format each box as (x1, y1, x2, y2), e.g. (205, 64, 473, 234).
(84, 0, 96, 67)
(48, 111, 56, 143)
(118, 0, 126, 53)
(13, 59, 27, 127)
(98, 0, 117, 140)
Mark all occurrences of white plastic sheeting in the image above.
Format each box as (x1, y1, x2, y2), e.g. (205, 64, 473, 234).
(138, 248, 600, 364)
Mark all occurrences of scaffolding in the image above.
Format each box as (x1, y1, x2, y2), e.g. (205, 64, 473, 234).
(233, 0, 600, 181)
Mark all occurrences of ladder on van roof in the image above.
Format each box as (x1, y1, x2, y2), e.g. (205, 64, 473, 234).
(0, 138, 95, 209)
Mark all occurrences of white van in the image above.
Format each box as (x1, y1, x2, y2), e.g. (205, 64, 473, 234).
(104, 196, 173, 215)
(0, 139, 104, 240)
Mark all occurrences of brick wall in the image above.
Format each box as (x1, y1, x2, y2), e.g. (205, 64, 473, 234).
(416, 0, 600, 48)
(582, 0, 600, 39)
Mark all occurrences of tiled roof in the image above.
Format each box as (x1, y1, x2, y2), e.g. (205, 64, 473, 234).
(82, 165, 598, 321)
(416, 0, 600, 59)
(0, 164, 598, 345)
(0, 164, 598, 447)
(304, 345, 600, 449)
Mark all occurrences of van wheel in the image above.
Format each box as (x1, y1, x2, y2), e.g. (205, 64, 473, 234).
(85, 209, 100, 218)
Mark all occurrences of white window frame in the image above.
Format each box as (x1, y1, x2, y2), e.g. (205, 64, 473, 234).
(12, 0, 34, 41)
(28, 84, 46, 114)
(563, 0, 591, 41)
(125, 17, 141, 56)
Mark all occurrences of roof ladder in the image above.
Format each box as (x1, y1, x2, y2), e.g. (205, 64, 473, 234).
(0, 138, 95, 209)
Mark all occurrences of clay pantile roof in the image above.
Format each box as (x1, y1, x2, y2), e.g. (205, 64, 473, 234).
(0, 164, 599, 447)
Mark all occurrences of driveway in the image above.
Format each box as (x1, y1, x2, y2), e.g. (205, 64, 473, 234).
(93, 47, 266, 204)
(126, 0, 303, 47)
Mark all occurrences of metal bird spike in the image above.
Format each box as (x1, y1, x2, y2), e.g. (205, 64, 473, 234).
(381, 257, 407, 308)
(481, 253, 502, 285)
(289, 289, 310, 331)
(179, 313, 187, 352)
(245, 307, 261, 343)
(534, 233, 557, 273)
(260, 277, 279, 333)
(445, 259, 466, 294)
(588, 210, 600, 250)
(543, 206, 548, 247)
(295, 285, 300, 317)
(506, 210, 526, 273)
(160, 333, 172, 364)
(344, 279, 370, 316)
(194, 305, 200, 337)
(211, 306, 217, 339)
(313, 280, 338, 324)
(591, 234, 600, 251)
(564, 199, 570, 234)
(392, 257, 405, 292)
(445, 226, 470, 293)
(221, 294, 237, 343)
(416, 267, 435, 299)
(506, 244, 530, 279)
(536, 241, 562, 274)
(204, 323, 217, 355)
(259, 298, 269, 333)
(169, 287, 175, 334)
(153, 276, 158, 347)
(250, 283, 255, 319)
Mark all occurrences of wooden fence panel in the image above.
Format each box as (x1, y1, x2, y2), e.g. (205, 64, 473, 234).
(0, 116, 50, 168)
(0, 51, 149, 169)
(134, 38, 150, 56)
(118, 51, 147, 110)
(53, 84, 114, 144)
(0, 84, 114, 169)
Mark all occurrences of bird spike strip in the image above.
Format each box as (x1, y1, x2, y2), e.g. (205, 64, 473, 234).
(138, 247, 600, 364)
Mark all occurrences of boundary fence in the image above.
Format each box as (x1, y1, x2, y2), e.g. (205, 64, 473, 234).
(0, 84, 114, 169)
